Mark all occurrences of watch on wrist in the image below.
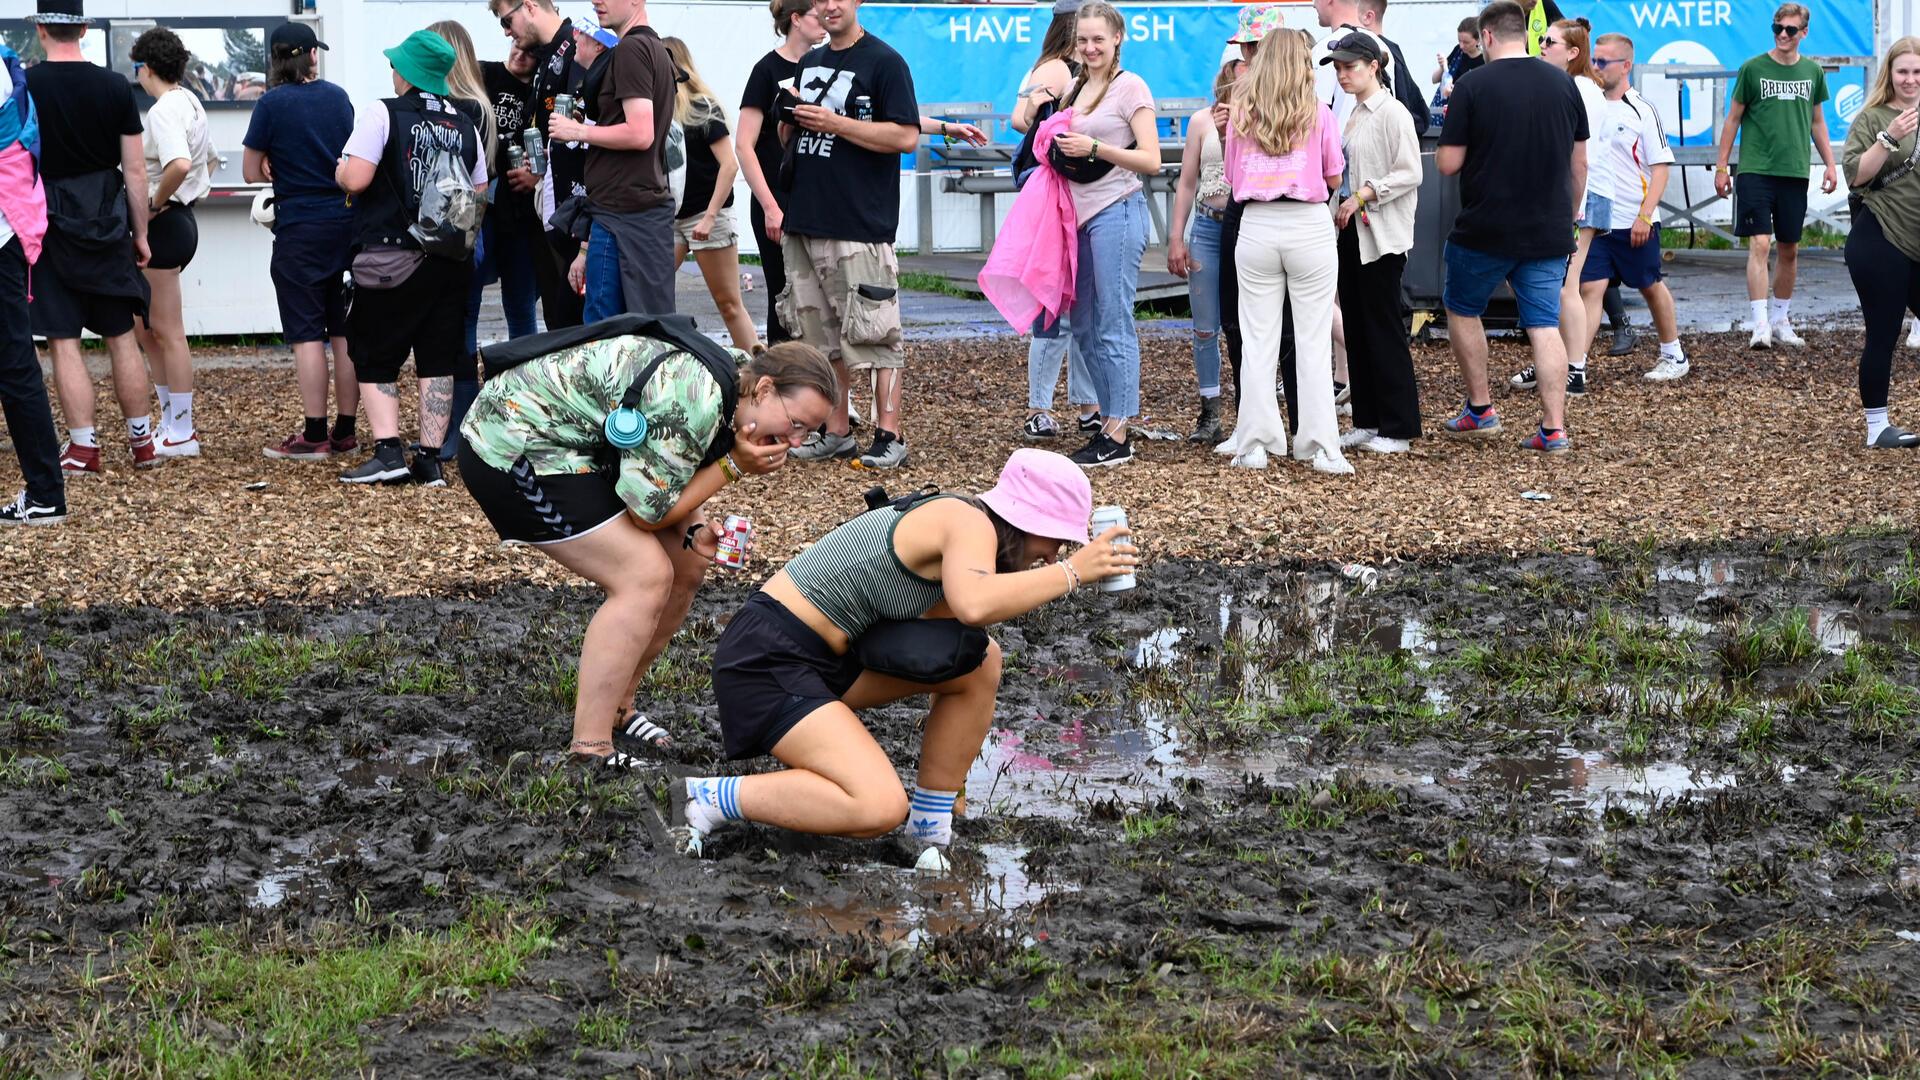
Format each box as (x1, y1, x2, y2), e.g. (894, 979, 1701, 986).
(1878, 130, 1901, 151)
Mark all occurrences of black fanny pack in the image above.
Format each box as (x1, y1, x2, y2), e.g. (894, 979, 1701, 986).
(853, 618, 989, 684)
(1046, 71, 1135, 185)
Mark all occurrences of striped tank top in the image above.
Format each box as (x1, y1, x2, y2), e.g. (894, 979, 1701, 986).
(784, 497, 955, 639)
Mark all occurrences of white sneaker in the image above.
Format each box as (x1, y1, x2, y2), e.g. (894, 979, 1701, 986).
(1358, 435, 1410, 454)
(1213, 436, 1239, 456)
(1749, 321, 1774, 349)
(1309, 448, 1355, 475)
(157, 430, 200, 457)
(1770, 319, 1805, 347)
(1230, 445, 1269, 470)
(1339, 427, 1377, 449)
(1337, 400, 1354, 418)
(1643, 358, 1691, 382)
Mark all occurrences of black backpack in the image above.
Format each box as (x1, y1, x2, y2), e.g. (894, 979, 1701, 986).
(479, 313, 741, 469)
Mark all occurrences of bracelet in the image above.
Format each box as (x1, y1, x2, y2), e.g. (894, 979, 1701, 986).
(1088, 137, 1100, 161)
(1640, 213, 1657, 226)
(1713, 165, 1729, 173)
(682, 522, 708, 550)
(718, 453, 743, 482)
(1060, 560, 1081, 591)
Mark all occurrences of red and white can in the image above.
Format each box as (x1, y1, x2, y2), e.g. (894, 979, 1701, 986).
(714, 514, 753, 569)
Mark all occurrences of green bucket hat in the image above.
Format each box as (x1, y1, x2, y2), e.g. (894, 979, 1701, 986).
(384, 29, 455, 97)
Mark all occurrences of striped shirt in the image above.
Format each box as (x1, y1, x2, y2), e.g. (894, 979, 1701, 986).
(784, 498, 955, 639)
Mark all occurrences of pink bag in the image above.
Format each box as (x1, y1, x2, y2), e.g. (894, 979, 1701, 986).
(978, 109, 1078, 334)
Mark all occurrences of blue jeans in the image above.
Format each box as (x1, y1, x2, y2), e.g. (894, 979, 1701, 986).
(464, 210, 540, 357)
(1187, 211, 1224, 397)
(583, 220, 624, 323)
(1027, 310, 1097, 411)
(1442, 241, 1566, 330)
(1069, 192, 1149, 421)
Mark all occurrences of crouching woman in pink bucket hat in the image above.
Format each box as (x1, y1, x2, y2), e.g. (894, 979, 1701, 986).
(676, 449, 1137, 858)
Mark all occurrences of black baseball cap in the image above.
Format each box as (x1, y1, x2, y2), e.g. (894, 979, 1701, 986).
(1319, 30, 1382, 66)
(269, 21, 329, 53)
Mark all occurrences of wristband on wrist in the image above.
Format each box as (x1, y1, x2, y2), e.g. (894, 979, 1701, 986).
(1060, 559, 1081, 591)
(1640, 213, 1657, 226)
(683, 522, 708, 550)
(1088, 137, 1100, 160)
(719, 454, 743, 482)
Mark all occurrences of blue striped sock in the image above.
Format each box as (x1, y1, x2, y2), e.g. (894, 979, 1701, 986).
(907, 786, 958, 846)
(686, 776, 745, 834)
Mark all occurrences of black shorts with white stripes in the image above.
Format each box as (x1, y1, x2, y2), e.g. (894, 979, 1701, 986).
(458, 446, 629, 546)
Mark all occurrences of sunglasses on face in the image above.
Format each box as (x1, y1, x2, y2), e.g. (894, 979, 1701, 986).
(1591, 56, 1621, 68)
(500, 1, 527, 30)
(1541, 36, 1564, 49)
(1772, 22, 1803, 36)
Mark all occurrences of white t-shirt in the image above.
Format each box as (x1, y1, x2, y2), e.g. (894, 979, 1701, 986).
(1600, 89, 1675, 230)
(343, 94, 489, 189)
(1313, 25, 1397, 129)
(1573, 75, 1616, 215)
(142, 87, 215, 205)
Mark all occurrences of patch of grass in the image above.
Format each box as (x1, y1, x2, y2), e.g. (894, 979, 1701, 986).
(640, 653, 711, 694)
(1721, 609, 1819, 678)
(379, 659, 462, 696)
(5, 703, 67, 741)
(46, 900, 553, 1076)
(896, 270, 978, 299)
(524, 655, 579, 711)
(434, 754, 636, 819)
(1809, 650, 1920, 740)
(457, 1026, 551, 1062)
(574, 1007, 633, 1050)
(1121, 812, 1177, 843)
(1892, 550, 1920, 610)
(0, 751, 70, 790)
(1840, 768, 1912, 814)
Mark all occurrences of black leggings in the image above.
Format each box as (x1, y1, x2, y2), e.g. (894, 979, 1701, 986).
(1844, 202, 1920, 410)
(748, 198, 795, 345)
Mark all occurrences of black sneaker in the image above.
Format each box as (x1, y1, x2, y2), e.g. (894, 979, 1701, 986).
(1069, 433, 1133, 468)
(1508, 366, 1539, 391)
(411, 451, 447, 488)
(340, 444, 411, 485)
(1022, 412, 1060, 440)
(1566, 368, 1588, 397)
(1076, 411, 1103, 434)
(0, 491, 66, 526)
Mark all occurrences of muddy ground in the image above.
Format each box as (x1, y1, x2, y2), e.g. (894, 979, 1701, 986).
(4, 534, 1920, 1077)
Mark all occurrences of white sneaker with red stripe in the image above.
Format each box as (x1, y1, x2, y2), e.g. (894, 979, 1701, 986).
(157, 430, 201, 457)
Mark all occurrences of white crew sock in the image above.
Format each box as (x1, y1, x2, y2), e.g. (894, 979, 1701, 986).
(169, 391, 194, 438)
(68, 425, 97, 448)
(1769, 297, 1792, 324)
(154, 384, 171, 419)
(126, 415, 153, 442)
(1750, 299, 1769, 328)
(1659, 339, 1684, 362)
(1569, 352, 1587, 372)
(907, 786, 958, 847)
(1866, 407, 1891, 444)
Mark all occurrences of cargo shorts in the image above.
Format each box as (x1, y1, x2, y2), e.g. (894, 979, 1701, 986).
(776, 234, 905, 371)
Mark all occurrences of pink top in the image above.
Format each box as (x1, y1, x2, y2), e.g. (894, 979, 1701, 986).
(1064, 71, 1155, 226)
(1224, 103, 1344, 204)
(979, 109, 1078, 332)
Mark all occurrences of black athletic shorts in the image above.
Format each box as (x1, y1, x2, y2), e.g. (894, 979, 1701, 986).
(1734, 172, 1810, 243)
(28, 263, 138, 339)
(458, 444, 628, 545)
(347, 252, 473, 383)
(271, 219, 354, 344)
(146, 202, 199, 271)
(712, 593, 864, 761)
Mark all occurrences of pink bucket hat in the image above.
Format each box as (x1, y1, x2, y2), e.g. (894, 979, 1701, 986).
(1230, 3, 1285, 44)
(979, 449, 1092, 546)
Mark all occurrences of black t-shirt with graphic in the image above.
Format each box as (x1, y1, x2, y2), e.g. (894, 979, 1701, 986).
(26, 61, 142, 181)
(783, 32, 918, 244)
(481, 60, 532, 178)
(677, 107, 737, 221)
(740, 49, 802, 190)
(1439, 57, 1587, 260)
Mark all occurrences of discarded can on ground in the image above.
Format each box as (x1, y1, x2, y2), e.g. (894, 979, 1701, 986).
(714, 514, 753, 569)
(1089, 505, 1135, 593)
(507, 143, 525, 171)
(1340, 563, 1379, 594)
(522, 128, 547, 175)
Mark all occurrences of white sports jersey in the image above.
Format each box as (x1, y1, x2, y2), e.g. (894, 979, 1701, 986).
(1600, 88, 1674, 230)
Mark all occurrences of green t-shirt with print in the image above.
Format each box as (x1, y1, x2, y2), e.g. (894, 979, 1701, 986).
(1843, 104, 1920, 262)
(460, 335, 737, 525)
(1732, 54, 1829, 178)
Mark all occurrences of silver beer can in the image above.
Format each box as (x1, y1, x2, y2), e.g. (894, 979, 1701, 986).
(522, 128, 547, 175)
(1088, 505, 1135, 593)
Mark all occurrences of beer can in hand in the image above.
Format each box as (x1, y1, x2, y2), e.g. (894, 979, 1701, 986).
(553, 93, 576, 123)
(1088, 505, 1135, 593)
(523, 129, 547, 175)
(507, 143, 525, 171)
(714, 515, 753, 569)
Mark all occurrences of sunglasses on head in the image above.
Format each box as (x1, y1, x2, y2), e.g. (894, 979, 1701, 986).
(499, 1, 527, 30)
(1772, 22, 1803, 36)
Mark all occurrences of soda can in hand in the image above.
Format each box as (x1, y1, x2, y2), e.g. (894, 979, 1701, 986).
(1089, 505, 1135, 592)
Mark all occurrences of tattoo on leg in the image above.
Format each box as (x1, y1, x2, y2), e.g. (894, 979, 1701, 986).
(374, 383, 400, 399)
(421, 377, 453, 444)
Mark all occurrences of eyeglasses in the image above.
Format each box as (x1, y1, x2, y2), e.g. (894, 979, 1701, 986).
(499, 1, 527, 31)
(1772, 22, 1804, 37)
(1591, 56, 1621, 69)
(1540, 36, 1564, 49)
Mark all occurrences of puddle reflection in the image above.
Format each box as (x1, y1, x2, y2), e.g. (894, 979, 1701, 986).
(1470, 746, 1734, 811)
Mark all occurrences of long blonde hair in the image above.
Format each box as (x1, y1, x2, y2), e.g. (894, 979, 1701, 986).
(1233, 28, 1316, 156)
(428, 20, 498, 164)
(661, 36, 725, 128)
(1069, 2, 1127, 114)
(1868, 35, 1920, 109)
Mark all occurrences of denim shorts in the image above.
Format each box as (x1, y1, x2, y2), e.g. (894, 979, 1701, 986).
(1442, 241, 1566, 329)
(1582, 192, 1613, 236)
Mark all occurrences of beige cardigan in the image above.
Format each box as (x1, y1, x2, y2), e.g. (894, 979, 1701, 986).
(1342, 90, 1422, 264)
